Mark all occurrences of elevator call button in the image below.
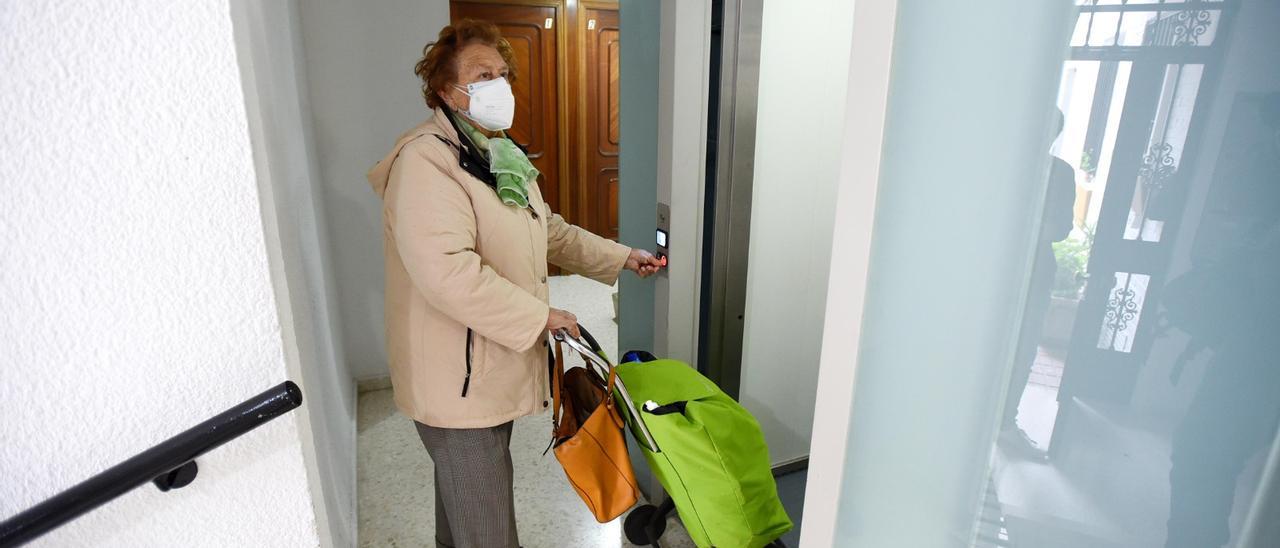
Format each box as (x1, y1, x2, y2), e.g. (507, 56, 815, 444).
(656, 203, 671, 276)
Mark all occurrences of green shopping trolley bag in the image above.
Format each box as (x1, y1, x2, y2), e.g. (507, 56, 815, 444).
(553, 330, 792, 548)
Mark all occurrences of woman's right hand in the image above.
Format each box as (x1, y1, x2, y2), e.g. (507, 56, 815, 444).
(546, 308, 580, 339)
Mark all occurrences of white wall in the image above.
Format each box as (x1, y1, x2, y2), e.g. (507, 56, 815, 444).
(298, 0, 451, 381)
(736, 0, 857, 465)
(0, 1, 321, 546)
(230, 1, 357, 546)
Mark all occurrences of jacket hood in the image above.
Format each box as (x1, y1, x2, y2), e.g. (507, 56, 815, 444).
(366, 108, 458, 199)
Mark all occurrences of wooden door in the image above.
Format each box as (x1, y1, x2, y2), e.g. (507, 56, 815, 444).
(449, 1, 622, 242)
(581, 7, 620, 239)
(450, 2, 564, 217)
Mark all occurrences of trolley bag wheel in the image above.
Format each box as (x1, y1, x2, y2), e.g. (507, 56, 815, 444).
(624, 504, 666, 545)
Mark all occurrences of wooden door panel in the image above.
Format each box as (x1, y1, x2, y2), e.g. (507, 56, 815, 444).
(585, 8, 620, 239)
(608, 40, 620, 145)
(450, 3, 561, 214)
(598, 28, 620, 156)
(502, 34, 539, 155)
(600, 168, 619, 231)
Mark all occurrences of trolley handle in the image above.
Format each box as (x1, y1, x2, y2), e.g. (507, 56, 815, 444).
(552, 327, 661, 453)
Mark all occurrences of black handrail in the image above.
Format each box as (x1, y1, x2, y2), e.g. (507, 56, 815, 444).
(0, 381, 303, 548)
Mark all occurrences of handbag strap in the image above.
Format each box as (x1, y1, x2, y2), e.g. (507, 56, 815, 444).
(591, 344, 624, 429)
(551, 338, 565, 431)
(544, 338, 567, 456)
(551, 332, 626, 435)
(603, 364, 625, 429)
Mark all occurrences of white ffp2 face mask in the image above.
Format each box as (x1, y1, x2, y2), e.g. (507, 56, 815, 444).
(454, 77, 515, 131)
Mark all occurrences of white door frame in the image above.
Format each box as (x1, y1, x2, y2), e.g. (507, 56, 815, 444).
(800, 0, 900, 546)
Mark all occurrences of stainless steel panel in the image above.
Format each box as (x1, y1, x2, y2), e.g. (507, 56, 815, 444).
(701, 0, 762, 400)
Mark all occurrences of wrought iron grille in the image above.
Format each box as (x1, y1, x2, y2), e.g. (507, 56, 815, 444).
(1071, 0, 1238, 60)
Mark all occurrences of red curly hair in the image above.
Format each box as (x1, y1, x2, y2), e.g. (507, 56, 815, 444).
(414, 19, 518, 110)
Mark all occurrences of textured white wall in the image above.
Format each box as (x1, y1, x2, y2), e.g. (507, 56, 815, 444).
(0, 2, 320, 546)
(298, 0, 451, 381)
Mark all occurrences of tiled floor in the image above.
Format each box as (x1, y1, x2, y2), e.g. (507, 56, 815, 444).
(1011, 345, 1067, 449)
(357, 275, 697, 547)
(1028, 346, 1066, 389)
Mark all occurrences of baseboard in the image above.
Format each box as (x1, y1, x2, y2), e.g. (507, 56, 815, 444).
(356, 375, 392, 394)
(772, 456, 809, 477)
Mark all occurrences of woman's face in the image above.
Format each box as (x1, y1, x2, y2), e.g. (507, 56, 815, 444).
(440, 43, 510, 113)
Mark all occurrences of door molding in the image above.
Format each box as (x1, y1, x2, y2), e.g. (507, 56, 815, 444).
(575, 5, 621, 238)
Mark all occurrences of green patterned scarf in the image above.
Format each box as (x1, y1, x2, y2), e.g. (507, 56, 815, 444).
(451, 111, 537, 208)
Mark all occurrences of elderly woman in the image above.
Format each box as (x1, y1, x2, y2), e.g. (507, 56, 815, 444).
(366, 19, 661, 548)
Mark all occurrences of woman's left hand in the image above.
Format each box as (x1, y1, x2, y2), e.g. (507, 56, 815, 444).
(624, 248, 663, 278)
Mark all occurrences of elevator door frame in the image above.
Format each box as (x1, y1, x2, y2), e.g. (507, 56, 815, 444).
(698, 0, 763, 403)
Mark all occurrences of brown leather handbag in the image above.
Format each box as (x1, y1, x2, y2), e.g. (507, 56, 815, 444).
(548, 332, 640, 523)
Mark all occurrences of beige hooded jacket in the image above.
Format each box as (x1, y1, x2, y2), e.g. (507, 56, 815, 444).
(367, 108, 630, 428)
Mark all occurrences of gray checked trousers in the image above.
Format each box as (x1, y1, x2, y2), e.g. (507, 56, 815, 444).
(414, 420, 519, 548)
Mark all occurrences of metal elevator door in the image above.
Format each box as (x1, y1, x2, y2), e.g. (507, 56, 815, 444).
(697, 0, 763, 403)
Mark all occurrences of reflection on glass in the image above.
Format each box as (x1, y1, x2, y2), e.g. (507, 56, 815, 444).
(1089, 12, 1122, 47)
(1124, 64, 1204, 243)
(1072, 14, 1093, 48)
(1095, 271, 1150, 352)
(1118, 11, 1158, 47)
(1074, 3, 1223, 49)
(1164, 90, 1280, 548)
(988, 0, 1277, 547)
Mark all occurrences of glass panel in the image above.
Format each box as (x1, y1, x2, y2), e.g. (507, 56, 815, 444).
(1095, 271, 1150, 352)
(1145, 9, 1222, 47)
(1124, 64, 1203, 242)
(1089, 12, 1122, 46)
(1118, 11, 1159, 46)
(1056, 60, 1133, 232)
(1072, 14, 1093, 47)
(833, 1, 1278, 547)
(1075, 61, 1136, 231)
(986, 3, 1280, 548)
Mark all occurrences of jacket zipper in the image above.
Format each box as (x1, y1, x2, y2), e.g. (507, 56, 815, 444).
(462, 328, 473, 397)
(458, 210, 538, 400)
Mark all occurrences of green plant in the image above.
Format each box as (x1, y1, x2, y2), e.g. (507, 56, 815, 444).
(1080, 147, 1098, 178)
(1052, 223, 1095, 299)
